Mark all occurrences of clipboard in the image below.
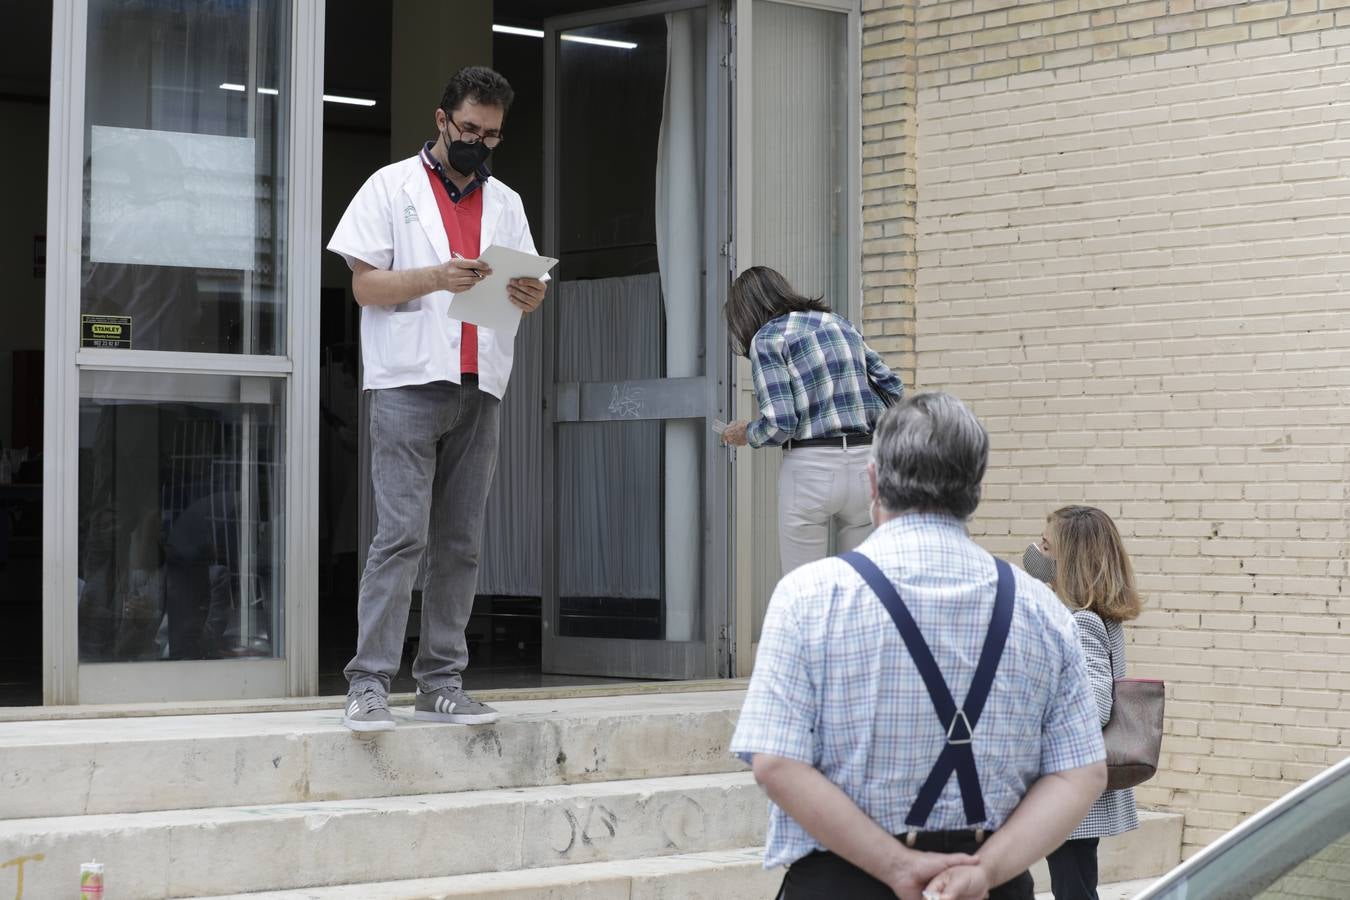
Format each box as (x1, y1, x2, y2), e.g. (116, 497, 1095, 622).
(446, 244, 559, 338)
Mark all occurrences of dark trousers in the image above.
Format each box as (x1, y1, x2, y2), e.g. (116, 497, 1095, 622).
(777, 831, 1035, 900)
(1046, 837, 1100, 900)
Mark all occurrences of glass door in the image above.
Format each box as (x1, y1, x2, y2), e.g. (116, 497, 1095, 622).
(730, 0, 859, 673)
(540, 0, 731, 680)
(43, 0, 322, 703)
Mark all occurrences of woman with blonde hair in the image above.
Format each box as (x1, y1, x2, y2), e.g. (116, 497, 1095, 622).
(1022, 505, 1142, 900)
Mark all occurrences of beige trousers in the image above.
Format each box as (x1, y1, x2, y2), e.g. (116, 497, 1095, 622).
(777, 445, 874, 576)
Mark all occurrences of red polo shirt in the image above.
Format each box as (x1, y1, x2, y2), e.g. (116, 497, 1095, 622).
(423, 164, 484, 380)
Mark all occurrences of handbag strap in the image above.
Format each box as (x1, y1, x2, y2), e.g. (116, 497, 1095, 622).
(840, 551, 1016, 828)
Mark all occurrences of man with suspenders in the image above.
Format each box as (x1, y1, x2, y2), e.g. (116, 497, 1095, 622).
(731, 393, 1108, 899)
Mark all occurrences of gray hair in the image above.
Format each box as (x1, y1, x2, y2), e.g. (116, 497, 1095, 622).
(871, 391, 989, 520)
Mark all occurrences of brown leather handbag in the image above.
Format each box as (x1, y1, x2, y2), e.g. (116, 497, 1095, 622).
(1103, 677, 1165, 790)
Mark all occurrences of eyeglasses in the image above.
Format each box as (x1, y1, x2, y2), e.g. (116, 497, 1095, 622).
(446, 113, 504, 149)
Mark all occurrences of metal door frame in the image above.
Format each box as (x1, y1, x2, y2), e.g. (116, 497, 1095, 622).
(42, 0, 323, 704)
(541, 0, 732, 680)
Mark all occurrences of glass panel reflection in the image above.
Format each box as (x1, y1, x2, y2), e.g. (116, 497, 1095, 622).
(556, 419, 703, 641)
(78, 373, 284, 662)
(80, 0, 290, 354)
(752, 0, 848, 308)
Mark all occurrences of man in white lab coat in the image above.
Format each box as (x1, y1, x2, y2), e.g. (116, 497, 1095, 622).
(328, 66, 546, 732)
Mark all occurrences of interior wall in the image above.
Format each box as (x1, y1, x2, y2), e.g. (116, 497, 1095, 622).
(0, 100, 49, 451)
(391, 1, 492, 158)
(490, 32, 545, 240)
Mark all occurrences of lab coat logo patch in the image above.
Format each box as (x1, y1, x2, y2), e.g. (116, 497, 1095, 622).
(403, 204, 418, 223)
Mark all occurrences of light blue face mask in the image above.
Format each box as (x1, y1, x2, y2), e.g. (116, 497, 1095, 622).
(1023, 542, 1056, 584)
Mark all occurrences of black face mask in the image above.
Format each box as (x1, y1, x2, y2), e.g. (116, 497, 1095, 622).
(442, 128, 492, 177)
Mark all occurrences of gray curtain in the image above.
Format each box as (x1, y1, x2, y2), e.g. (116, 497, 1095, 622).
(477, 273, 664, 600)
(556, 274, 663, 599)
(476, 307, 544, 596)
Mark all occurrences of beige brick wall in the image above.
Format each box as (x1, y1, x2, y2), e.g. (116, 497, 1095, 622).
(905, 2, 1350, 856)
(917, 0, 1350, 88)
(864, 0, 921, 385)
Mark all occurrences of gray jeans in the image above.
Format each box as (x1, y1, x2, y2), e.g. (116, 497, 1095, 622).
(345, 381, 500, 694)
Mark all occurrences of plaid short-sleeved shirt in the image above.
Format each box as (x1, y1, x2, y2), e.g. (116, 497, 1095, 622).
(730, 513, 1106, 869)
(746, 311, 905, 447)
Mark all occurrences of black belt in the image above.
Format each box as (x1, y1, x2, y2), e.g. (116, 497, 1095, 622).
(784, 433, 872, 451)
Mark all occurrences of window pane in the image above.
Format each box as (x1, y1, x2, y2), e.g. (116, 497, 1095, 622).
(77, 373, 285, 662)
(80, 0, 290, 355)
(556, 12, 706, 378)
(752, 1, 848, 308)
(748, 2, 850, 642)
(1257, 832, 1350, 898)
(556, 419, 703, 641)
(1151, 768, 1350, 900)
(551, 270, 705, 643)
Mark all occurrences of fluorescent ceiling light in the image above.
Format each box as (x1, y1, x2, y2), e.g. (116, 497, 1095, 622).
(493, 24, 544, 38)
(492, 22, 636, 49)
(220, 83, 377, 107)
(323, 93, 377, 107)
(563, 34, 637, 49)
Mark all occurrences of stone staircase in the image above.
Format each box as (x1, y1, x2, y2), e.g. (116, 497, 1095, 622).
(0, 689, 1180, 898)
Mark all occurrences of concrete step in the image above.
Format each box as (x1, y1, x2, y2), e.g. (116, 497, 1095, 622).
(197, 855, 1166, 900)
(0, 690, 746, 818)
(197, 848, 777, 899)
(203, 864, 1163, 900)
(195, 862, 1164, 900)
(189, 815, 1178, 900)
(1039, 877, 1155, 899)
(1029, 809, 1183, 890)
(0, 772, 765, 899)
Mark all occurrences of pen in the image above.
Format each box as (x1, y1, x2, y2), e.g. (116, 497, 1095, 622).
(451, 250, 484, 279)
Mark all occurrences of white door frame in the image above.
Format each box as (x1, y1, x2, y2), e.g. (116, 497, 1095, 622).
(42, 0, 324, 704)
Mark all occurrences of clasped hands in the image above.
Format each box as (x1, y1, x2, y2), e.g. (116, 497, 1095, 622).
(885, 848, 992, 900)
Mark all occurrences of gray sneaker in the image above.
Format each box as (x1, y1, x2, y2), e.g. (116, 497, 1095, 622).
(414, 686, 500, 725)
(343, 686, 395, 733)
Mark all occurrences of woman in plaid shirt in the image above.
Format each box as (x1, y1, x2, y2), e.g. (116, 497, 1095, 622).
(1023, 506, 1142, 900)
(720, 266, 905, 575)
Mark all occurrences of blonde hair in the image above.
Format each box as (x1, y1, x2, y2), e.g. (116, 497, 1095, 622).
(1047, 506, 1141, 623)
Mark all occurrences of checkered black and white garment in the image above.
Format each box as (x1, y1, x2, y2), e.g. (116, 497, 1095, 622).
(730, 514, 1107, 869)
(1069, 610, 1140, 840)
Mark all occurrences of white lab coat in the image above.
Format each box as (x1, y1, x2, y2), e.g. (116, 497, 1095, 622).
(327, 155, 539, 399)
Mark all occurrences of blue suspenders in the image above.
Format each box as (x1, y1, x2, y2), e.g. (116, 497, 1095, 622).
(840, 551, 1016, 832)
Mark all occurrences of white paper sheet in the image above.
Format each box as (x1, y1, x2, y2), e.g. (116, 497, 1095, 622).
(446, 245, 558, 338)
(90, 126, 257, 271)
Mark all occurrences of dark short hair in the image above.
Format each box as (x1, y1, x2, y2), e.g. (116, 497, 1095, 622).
(872, 392, 989, 520)
(725, 266, 829, 356)
(439, 66, 515, 116)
